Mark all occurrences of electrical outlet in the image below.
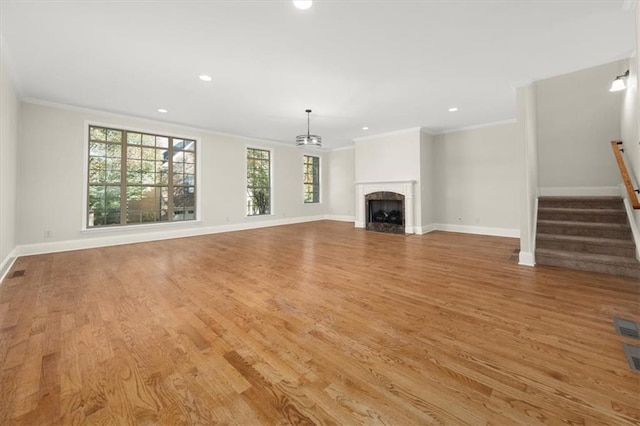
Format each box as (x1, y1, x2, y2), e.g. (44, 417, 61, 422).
(44, 230, 53, 239)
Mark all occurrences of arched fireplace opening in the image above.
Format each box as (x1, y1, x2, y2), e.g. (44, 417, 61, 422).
(365, 191, 405, 234)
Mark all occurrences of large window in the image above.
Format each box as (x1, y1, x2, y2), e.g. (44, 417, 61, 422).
(87, 126, 196, 228)
(303, 155, 320, 203)
(246, 148, 271, 216)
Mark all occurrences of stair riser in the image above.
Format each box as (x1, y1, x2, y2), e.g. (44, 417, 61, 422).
(538, 200, 624, 209)
(537, 211, 627, 224)
(536, 224, 632, 240)
(536, 239, 636, 258)
(537, 254, 640, 279)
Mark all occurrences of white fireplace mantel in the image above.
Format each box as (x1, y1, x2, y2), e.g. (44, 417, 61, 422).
(355, 180, 416, 234)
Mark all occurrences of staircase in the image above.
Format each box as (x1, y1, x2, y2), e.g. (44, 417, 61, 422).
(535, 196, 640, 279)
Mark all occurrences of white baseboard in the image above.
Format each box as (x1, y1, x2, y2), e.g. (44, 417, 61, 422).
(432, 223, 520, 238)
(0, 249, 17, 284)
(15, 215, 328, 257)
(10, 216, 520, 259)
(324, 215, 355, 222)
(415, 224, 437, 235)
(518, 251, 535, 266)
(538, 186, 620, 197)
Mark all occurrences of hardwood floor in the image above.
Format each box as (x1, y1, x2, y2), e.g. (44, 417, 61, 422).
(1, 221, 639, 425)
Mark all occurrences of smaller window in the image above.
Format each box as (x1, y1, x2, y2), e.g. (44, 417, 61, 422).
(247, 148, 271, 215)
(303, 155, 320, 203)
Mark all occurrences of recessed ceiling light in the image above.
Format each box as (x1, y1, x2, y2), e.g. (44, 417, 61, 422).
(199, 75, 212, 82)
(448, 107, 459, 112)
(157, 109, 168, 113)
(362, 127, 369, 130)
(293, 0, 312, 10)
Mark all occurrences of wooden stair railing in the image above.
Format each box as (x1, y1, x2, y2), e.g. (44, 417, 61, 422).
(611, 140, 640, 209)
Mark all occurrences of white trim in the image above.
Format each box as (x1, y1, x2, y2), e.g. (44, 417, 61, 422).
(432, 224, 520, 238)
(415, 224, 437, 235)
(0, 249, 18, 284)
(511, 78, 535, 89)
(15, 215, 327, 257)
(324, 215, 355, 222)
(437, 119, 517, 135)
(6, 216, 521, 260)
(353, 127, 422, 143)
(518, 251, 535, 266)
(531, 196, 539, 259)
(81, 121, 203, 230)
(329, 145, 355, 152)
(538, 186, 621, 196)
(619, 185, 640, 260)
(355, 180, 417, 185)
(22, 97, 299, 149)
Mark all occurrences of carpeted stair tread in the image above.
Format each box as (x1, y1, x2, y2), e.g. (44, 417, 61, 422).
(536, 249, 640, 279)
(536, 248, 640, 267)
(537, 207, 627, 223)
(538, 196, 624, 209)
(537, 219, 630, 230)
(536, 233, 636, 248)
(538, 207, 624, 214)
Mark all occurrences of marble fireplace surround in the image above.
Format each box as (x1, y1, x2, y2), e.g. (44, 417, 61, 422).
(355, 181, 416, 234)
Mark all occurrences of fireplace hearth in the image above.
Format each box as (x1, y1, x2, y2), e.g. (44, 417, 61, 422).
(365, 192, 405, 234)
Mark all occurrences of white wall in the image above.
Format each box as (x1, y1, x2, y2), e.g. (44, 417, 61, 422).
(420, 130, 435, 229)
(434, 123, 519, 235)
(354, 128, 423, 228)
(0, 52, 20, 276)
(536, 60, 625, 193)
(620, 6, 640, 237)
(16, 101, 329, 252)
(327, 147, 355, 219)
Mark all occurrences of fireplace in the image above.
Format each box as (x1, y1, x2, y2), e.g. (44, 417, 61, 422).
(365, 192, 405, 234)
(355, 180, 415, 234)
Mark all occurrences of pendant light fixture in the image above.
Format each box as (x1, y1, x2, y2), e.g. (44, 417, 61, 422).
(610, 70, 629, 92)
(296, 109, 322, 147)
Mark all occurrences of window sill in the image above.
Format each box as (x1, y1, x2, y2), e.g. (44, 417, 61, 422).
(246, 214, 274, 219)
(81, 220, 202, 234)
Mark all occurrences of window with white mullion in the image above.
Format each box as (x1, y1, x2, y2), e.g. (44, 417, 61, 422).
(86, 125, 197, 227)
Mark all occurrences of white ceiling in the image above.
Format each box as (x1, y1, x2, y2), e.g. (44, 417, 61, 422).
(0, 0, 636, 149)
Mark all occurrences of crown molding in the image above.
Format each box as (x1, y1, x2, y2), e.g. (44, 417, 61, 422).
(20, 97, 305, 149)
(353, 127, 422, 143)
(437, 119, 517, 135)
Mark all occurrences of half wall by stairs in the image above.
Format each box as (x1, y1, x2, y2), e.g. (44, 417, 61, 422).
(536, 196, 640, 279)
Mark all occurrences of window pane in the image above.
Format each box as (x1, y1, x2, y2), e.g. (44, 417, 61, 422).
(89, 157, 106, 183)
(142, 134, 155, 146)
(156, 136, 169, 149)
(127, 146, 141, 159)
(173, 187, 195, 221)
(90, 127, 106, 141)
(183, 152, 195, 164)
(106, 129, 122, 143)
(90, 142, 106, 157)
(127, 132, 142, 145)
(127, 186, 162, 224)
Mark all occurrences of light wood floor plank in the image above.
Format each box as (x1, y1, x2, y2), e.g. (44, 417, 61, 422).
(1, 221, 638, 424)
